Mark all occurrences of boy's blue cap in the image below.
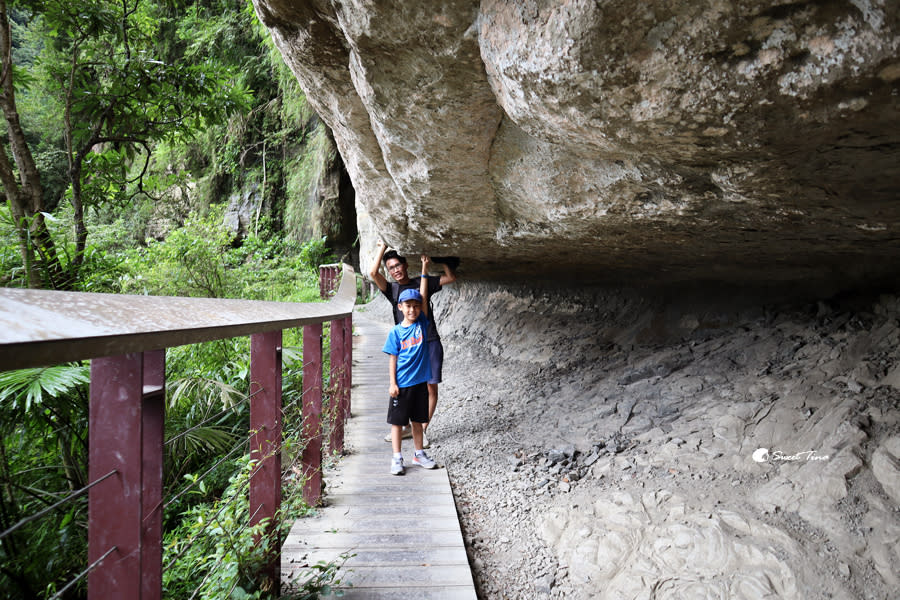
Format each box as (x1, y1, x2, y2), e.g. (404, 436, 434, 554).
(398, 289, 422, 303)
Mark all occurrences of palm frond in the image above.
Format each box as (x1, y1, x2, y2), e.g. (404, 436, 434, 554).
(0, 365, 90, 412)
(166, 376, 244, 412)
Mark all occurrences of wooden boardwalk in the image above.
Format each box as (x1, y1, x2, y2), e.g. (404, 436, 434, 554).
(281, 313, 477, 599)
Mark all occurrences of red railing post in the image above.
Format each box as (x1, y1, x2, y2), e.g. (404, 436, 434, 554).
(249, 331, 282, 592)
(329, 317, 345, 454)
(342, 316, 352, 421)
(142, 350, 165, 600)
(88, 353, 144, 599)
(301, 323, 323, 505)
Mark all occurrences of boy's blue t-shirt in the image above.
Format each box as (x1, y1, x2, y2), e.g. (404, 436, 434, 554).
(382, 313, 431, 388)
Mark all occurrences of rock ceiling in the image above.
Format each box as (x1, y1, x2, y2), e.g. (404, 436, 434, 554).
(253, 0, 899, 289)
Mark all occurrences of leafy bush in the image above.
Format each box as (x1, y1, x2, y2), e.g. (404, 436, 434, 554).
(0, 364, 91, 598)
(162, 455, 348, 600)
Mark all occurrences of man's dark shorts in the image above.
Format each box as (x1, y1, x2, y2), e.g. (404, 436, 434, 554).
(427, 339, 444, 385)
(387, 382, 429, 425)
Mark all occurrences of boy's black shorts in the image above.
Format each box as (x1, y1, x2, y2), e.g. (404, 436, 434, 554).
(387, 382, 429, 426)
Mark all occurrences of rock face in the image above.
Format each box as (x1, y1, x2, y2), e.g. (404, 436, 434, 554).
(253, 0, 898, 288)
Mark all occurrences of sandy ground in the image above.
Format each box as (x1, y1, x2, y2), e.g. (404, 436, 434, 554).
(355, 282, 900, 599)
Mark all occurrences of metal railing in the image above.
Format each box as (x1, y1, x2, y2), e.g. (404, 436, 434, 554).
(0, 263, 356, 599)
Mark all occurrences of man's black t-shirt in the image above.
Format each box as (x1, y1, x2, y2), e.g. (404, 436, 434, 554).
(380, 275, 442, 341)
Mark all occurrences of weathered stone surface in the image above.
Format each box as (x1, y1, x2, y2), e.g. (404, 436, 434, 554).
(872, 435, 900, 505)
(253, 0, 900, 289)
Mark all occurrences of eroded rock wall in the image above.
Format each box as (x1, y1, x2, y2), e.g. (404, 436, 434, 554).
(253, 0, 899, 289)
(409, 282, 900, 598)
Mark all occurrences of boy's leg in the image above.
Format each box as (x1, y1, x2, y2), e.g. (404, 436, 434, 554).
(425, 384, 438, 432)
(385, 424, 412, 442)
(391, 424, 404, 454)
(408, 382, 437, 468)
(411, 420, 437, 469)
(423, 340, 443, 434)
(411, 421, 424, 451)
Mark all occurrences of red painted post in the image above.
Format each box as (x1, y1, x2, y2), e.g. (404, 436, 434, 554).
(249, 331, 282, 592)
(343, 316, 352, 420)
(301, 323, 323, 505)
(88, 353, 143, 599)
(329, 318, 345, 454)
(142, 350, 165, 600)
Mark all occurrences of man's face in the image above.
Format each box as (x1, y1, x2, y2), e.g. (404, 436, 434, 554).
(399, 300, 421, 322)
(385, 258, 408, 282)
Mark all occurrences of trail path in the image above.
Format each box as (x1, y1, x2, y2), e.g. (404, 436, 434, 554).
(281, 313, 477, 599)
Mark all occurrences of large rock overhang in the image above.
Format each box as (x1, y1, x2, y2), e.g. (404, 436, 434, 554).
(252, 0, 900, 290)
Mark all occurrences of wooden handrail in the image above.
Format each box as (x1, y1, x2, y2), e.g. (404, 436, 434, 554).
(0, 264, 356, 369)
(0, 264, 356, 599)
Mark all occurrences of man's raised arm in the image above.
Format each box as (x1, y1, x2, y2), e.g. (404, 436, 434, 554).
(368, 239, 389, 292)
(438, 261, 457, 287)
(420, 255, 431, 316)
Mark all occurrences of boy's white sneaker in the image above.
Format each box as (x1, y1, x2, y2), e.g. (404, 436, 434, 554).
(390, 456, 405, 475)
(412, 451, 437, 469)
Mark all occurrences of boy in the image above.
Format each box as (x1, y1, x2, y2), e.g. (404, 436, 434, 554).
(382, 255, 438, 475)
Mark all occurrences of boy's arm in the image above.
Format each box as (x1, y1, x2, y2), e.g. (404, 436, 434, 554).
(420, 255, 431, 316)
(368, 239, 389, 292)
(388, 354, 399, 397)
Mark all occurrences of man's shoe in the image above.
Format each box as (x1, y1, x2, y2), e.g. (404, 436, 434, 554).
(422, 432, 430, 449)
(390, 456, 405, 475)
(412, 452, 437, 469)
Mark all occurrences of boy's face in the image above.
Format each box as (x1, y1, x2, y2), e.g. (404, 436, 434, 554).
(398, 299, 421, 322)
(385, 258, 408, 282)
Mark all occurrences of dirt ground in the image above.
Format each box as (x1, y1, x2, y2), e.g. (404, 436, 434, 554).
(356, 282, 900, 599)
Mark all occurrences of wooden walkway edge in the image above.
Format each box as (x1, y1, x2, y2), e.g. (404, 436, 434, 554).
(281, 312, 477, 599)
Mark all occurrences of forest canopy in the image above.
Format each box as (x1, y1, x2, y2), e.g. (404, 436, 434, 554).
(0, 1, 351, 597)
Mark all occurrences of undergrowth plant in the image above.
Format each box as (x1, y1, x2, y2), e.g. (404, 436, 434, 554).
(162, 454, 349, 600)
(0, 364, 91, 598)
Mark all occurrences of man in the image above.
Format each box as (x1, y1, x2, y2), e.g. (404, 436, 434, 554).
(369, 239, 458, 446)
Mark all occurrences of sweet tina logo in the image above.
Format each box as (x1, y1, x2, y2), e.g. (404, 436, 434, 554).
(752, 448, 830, 463)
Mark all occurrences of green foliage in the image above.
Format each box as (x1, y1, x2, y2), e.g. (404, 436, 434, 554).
(122, 206, 235, 297)
(0, 362, 90, 598)
(114, 206, 332, 301)
(0, 1, 352, 596)
(284, 125, 338, 242)
(0, 203, 27, 287)
(0, 365, 90, 412)
(162, 455, 347, 600)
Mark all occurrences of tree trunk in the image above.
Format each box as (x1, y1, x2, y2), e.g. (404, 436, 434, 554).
(69, 157, 87, 282)
(0, 0, 65, 289)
